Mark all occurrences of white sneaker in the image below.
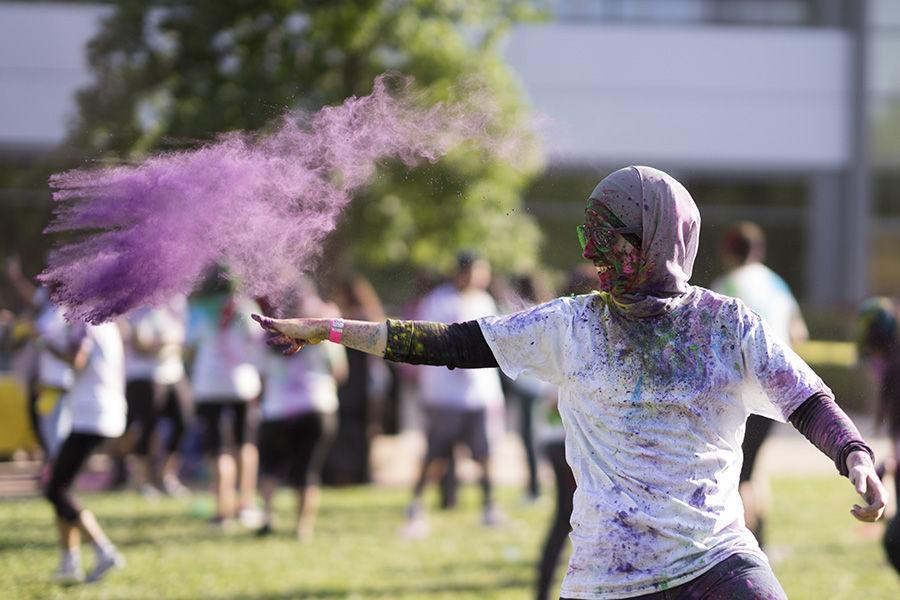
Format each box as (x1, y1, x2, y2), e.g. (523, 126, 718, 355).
(87, 548, 125, 583)
(52, 558, 84, 585)
(162, 474, 191, 498)
(399, 502, 429, 539)
(399, 515, 429, 539)
(139, 483, 162, 501)
(482, 505, 504, 527)
(239, 507, 265, 529)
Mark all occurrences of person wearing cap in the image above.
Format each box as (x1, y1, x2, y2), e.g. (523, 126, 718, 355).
(254, 166, 886, 599)
(856, 297, 900, 573)
(710, 221, 809, 547)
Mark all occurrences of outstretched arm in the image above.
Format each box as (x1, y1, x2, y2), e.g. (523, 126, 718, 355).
(251, 315, 498, 369)
(251, 316, 387, 356)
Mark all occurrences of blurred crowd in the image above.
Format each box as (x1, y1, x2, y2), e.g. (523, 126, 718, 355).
(1, 219, 899, 591)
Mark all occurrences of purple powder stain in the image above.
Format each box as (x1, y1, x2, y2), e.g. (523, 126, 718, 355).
(688, 486, 706, 509)
(41, 75, 522, 323)
(614, 561, 636, 574)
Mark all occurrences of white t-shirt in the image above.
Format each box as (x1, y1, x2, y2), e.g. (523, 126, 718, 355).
(258, 344, 345, 420)
(187, 296, 263, 402)
(710, 263, 800, 343)
(417, 284, 504, 409)
(479, 288, 827, 599)
(35, 304, 74, 390)
(125, 297, 188, 385)
(67, 322, 127, 438)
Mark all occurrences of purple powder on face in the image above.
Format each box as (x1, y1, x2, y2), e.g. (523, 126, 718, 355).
(41, 75, 518, 323)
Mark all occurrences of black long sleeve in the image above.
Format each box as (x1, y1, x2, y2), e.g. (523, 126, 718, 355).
(787, 391, 874, 477)
(383, 319, 499, 369)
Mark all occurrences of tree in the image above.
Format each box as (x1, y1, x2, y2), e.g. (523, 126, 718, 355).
(66, 0, 545, 289)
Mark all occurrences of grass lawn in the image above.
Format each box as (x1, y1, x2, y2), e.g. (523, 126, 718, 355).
(0, 476, 898, 599)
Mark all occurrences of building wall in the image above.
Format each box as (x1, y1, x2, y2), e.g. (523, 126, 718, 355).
(0, 2, 108, 154)
(503, 23, 851, 171)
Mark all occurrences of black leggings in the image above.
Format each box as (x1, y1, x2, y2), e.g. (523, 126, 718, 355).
(126, 378, 192, 456)
(536, 440, 576, 600)
(739, 414, 774, 483)
(44, 432, 106, 522)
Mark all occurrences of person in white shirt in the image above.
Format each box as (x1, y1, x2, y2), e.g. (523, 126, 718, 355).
(33, 293, 75, 458)
(119, 297, 192, 497)
(43, 321, 127, 584)
(404, 252, 505, 533)
(710, 221, 809, 547)
(255, 279, 347, 540)
(253, 166, 886, 600)
(186, 270, 263, 527)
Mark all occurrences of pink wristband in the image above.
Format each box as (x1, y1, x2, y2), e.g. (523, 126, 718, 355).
(328, 318, 345, 343)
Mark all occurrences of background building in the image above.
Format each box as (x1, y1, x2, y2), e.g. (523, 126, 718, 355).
(1, 0, 897, 314)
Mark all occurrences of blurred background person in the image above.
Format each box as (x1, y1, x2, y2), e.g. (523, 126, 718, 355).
(186, 268, 263, 528)
(32, 289, 74, 462)
(43, 320, 126, 584)
(495, 272, 554, 502)
(856, 297, 900, 573)
(535, 266, 594, 600)
(403, 251, 505, 536)
(3, 257, 54, 459)
(711, 221, 809, 547)
(256, 278, 347, 541)
(323, 273, 388, 485)
(116, 297, 192, 498)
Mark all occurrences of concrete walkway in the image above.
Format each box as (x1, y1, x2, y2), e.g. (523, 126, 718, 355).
(0, 413, 890, 498)
(369, 412, 893, 487)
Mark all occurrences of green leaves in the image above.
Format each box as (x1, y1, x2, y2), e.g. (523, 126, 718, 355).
(67, 0, 545, 276)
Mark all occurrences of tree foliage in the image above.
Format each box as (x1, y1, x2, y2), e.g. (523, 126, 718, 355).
(67, 0, 545, 277)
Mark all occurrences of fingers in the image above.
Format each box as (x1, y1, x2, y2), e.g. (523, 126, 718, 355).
(850, 474, 888, 522)
(283, 341, 303, 356)
(851, 502, 885, 522)
(265, 333, 293, 346)
(264, 332, 305, 355)
(251, 313, 277, 331)
(854, 471, 868, 497)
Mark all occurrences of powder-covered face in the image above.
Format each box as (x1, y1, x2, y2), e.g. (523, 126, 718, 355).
(579, 167, 701, 318)
(579, 203, 643, 295)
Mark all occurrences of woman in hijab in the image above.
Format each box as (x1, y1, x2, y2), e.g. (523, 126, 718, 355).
(253, 166, 886, 600)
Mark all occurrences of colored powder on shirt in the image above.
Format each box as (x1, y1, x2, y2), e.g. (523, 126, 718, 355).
(41, 75, 519, 323)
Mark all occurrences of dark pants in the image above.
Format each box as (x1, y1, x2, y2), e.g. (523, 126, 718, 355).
(739, 415, 774, 484)
(518, 392, 540, 498)
(739, 414, 775, 545)
(196, 401, 251, 455)
(44, 432, 106, 522)
(127, 378, 192, 455)
(536, 440, 575, 600)
(258, 412, 337, 488)
(884, 473, 900, 574)
(561, 552, 786, 600)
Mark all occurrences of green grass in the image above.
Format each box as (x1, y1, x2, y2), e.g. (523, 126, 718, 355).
(0, 477, 898, 599)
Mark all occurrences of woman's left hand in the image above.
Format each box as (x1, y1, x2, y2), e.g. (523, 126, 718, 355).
(847, 450, 888, 522)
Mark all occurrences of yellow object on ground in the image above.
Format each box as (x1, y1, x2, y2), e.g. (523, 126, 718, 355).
(794, 340, 857, 368)
(0, 374, 38, 455)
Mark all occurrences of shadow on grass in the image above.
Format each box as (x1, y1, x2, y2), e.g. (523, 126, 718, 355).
(201, 576, 531, 599)
(0, 535, 57, 553)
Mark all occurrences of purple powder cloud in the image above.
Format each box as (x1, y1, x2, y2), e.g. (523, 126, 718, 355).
(41, 75, 509, 323)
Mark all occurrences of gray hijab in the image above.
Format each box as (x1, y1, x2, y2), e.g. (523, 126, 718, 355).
(588, 166, 701, 318)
